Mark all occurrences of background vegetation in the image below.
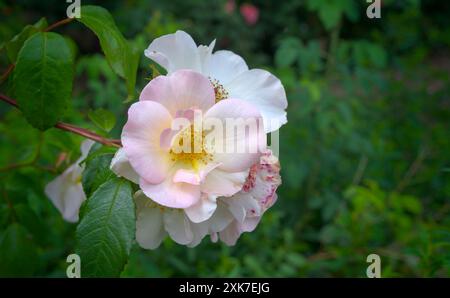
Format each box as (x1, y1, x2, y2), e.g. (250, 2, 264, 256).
(0, 0, 449, 277)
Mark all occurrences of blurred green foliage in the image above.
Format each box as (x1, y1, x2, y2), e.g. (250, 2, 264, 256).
(0, 0, 449, 277)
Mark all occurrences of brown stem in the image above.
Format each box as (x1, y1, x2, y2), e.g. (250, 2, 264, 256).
(55, 122, 122, 147)
(0, 93, 18, 107)
(44, 18, 74, 32)
(0, 93, 122, 148)
(0, 64, 15, 84)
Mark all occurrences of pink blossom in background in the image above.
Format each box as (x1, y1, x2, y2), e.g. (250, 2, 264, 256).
(224, 0, 235, 14)
(240, 3, 259, 26)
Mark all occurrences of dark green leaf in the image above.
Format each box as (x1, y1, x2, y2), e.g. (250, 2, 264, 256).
(14, 204, 48, 245)
(0, 223, 39, 277)
(13, 32, 74, 130)
(88, 108, 116, 132)
(76, 178, 135, 277)
(77, 5, 140, 98)
(0, 205, 10, 229)
(82, 143, 116, 197)
(5, 18, 48, 63)
(64, 35, 79, 59)
(80, 145, 117, 166)
(275, 37, 302, 68)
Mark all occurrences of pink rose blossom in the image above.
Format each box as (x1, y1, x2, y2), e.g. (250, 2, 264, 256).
(240, 3, 259, 26)
(119, 69, 265, 223)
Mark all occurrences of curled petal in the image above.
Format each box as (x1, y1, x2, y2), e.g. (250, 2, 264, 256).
(201, 168, 248, 197)
(226, 193, 260, 223)
(45, 164, 86, 223)
(184, 194, 218, 223)
(173, 163, 219, 185)
(110, 148, 139, 184)
(145, 30, 201, 73)
(226, 69, 288, 132)
(45, 140, 94, 223)
(198, 39, 216, 73)
(140, 166, 201, 209)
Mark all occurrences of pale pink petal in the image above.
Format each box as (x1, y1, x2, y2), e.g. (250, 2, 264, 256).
(205, 50, 248, 85)
(121, 101, 173, 184)
(210, 232, 218, 243)
(144, 30, 201, 73)
(201, 168, 248, 197)
(173, 163, 220, 185)
(219, 221, 242, 246)
(110, 148, 139, 184)
(160, 108, 200, 150)
(198, 39, 216, 73)
(225, 69, 287, 132)
(204, 98, 265, 172)
(187, 221, 209, 247)
(45, 164, 86, 223)
(241, 216, 261, 232)
(140, 166, 201, 209)
(159, 128, 176, 150)
(207, 199, 234, 232)
(139, 70, 215, 116)
(163, 209, 194, 245)
(225, 193, 260, 223)
(134, 191, 166, 249)
(184, 194, 218, 223)
(173, 168, 202, 185)
(45, 140, 94, 223)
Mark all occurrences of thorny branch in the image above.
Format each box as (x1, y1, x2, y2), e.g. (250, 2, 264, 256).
(0, 94, 122, 148)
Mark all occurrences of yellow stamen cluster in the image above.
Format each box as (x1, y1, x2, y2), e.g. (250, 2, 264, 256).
(210, 77, 229, 102)
(169, 124, 213, 167)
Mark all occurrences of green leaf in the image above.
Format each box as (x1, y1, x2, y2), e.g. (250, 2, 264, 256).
(76, 178, 135, 277)
(77, 5, 140, 98)
(88, 108, 117, 132)
(0, 223, 39, 277)
(298, 40, 324, 74)
(0, 205, 10, 229)
(14, 204, 48, 245)
(13, 32, 74, 131)
(352, 41, 387, 69)
(82, 143, 115, 197)
(275, 37, 302, 68)
(318, 2, 342, 30)
(306, 0, 356, 30)
(64, 35, 79, 59)
(5, 18, 48, 63)
(80, 145, 117, 166)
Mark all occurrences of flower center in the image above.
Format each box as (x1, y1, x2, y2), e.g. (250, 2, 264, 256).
(209, 77, 229, 102)
(169, 124, 213, 167)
